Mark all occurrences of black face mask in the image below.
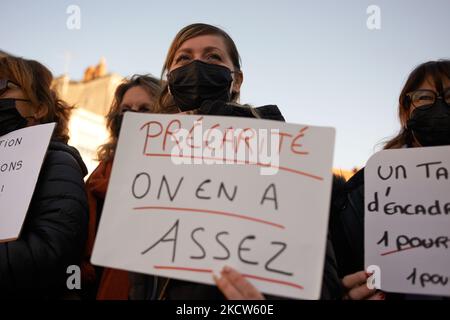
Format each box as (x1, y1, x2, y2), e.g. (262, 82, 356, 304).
(0, 98, 28, 137)
(407, 98, 450, 147)
(168, 60, 233, 112)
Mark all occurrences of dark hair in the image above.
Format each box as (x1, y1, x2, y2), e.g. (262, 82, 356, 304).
(0, 56, 73, 142)
(384, 59, 450, 149)
(97, 74, 162, 161)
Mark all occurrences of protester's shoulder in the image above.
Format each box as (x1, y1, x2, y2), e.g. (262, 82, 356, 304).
(44, 140, 88, 177)
(223, 103, 285, 121)
(330, 169, 365, 221)
(342, 168, 366, 205)
(30, 141, 88, 216)
(254, 105, 285, 121)
(346, 168, 365, 190)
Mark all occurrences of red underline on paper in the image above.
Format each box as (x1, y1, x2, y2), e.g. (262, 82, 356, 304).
(133, 206, 285, 229)
(154, 265, 213, 273)
(153, 265, 304, 290)
(380, 246, 415, 256)
(240, 273, 304, 290)
(143, 153, 323, 181)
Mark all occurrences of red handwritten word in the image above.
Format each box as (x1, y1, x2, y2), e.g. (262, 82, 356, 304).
(140, 118, 310, 158)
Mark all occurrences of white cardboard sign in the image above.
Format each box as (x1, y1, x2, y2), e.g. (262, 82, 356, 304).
(0, 123, 55, 242)
(365, 146, 450, 297)
(92, 113, 335, 299)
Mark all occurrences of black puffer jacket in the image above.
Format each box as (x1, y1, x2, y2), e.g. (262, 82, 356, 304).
(0, 140, 88, 298)
(129, 103, 343, 300)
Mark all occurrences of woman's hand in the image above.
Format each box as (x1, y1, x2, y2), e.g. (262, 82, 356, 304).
(342, 271, 385, 300)
(213, 266, 265, 300)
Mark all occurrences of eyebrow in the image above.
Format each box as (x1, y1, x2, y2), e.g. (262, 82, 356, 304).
(175, 46, 224, 56)
(203, 46, 223, 54)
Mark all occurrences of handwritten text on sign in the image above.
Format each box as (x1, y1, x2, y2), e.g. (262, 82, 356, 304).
(91, 113, 335, 299)
(365, 146, 450, 297)
(0, 123, 55, 242)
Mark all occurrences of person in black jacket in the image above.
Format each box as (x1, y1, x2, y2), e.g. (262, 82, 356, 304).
(330, 60, 450, 300)
(128, 23, 342, 300)
(0, 56, 88, 298)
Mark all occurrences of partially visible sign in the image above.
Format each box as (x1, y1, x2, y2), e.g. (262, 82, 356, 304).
(365, 146, 450, 297)
(0, 123, 55, 242)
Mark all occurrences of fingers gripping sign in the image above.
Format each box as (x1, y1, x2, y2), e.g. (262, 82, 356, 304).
(213, 266, 265, 300)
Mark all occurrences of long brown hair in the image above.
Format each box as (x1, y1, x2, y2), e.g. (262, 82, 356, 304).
(156, 23, 242, 114)
(384, 59, 450, 149)
(0, 56, 72, 142)
(97, 74, 162, 162)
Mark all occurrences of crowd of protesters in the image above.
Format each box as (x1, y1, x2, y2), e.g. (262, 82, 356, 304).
(0, 23, 449, 300)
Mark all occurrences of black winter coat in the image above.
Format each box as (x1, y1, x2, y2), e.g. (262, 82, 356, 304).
(329, 169, 365, 278)
(0, 140, 88, 298)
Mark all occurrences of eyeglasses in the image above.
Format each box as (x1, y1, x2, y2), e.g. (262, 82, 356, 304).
(0, 79, 20, 96)
(406, 88, 450, 109)
(0, 79, 31, 104)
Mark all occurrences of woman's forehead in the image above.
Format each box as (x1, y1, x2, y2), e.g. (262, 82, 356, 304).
(177, 34, 227, 53)
(122, 86, 152, 102)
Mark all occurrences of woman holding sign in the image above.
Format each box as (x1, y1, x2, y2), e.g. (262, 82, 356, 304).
(330, 59, 450, 300)
(0, 56, 88, 298)
(128, 23, 342, 300)
(83, 75, 162, 300)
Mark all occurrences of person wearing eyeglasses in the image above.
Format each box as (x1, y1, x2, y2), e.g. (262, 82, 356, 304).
(0, 56, 88, 298)
(330, 59, 450, 300)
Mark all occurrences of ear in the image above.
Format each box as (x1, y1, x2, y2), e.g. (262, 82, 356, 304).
(232, 70, 243, 95)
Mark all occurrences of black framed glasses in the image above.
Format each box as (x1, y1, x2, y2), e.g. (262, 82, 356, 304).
(406, 88, 450, 109)
(0, 79, 20, 96)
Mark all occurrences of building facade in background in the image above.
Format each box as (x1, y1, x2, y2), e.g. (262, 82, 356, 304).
(52, 58, 123, 174)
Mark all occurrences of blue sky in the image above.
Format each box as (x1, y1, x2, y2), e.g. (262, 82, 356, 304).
(1, 0, 449, 169)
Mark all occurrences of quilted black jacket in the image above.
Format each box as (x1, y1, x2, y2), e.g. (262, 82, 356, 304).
(0, 140, 88, 298)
